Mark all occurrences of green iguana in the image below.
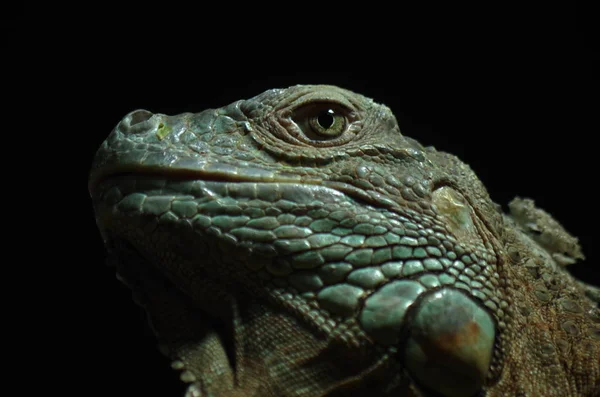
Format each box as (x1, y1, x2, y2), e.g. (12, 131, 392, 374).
(89, 85, 600, 396)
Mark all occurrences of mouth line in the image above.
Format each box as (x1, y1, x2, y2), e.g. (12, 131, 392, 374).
(89, 163, 311, 193)
(90, 164, 407, 216)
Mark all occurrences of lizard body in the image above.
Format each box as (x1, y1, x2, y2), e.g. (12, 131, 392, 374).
(89, 85, 599, 396)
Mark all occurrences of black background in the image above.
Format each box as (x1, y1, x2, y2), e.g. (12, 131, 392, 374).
(5, 3, 597, 395)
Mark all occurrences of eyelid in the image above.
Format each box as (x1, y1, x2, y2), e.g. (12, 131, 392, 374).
(284, 90, 356, 111)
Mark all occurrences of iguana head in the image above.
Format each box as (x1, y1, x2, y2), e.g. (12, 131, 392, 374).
(90, 85, 599, 396)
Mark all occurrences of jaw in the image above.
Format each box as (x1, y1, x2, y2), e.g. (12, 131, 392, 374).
(95, 175, 435, 396)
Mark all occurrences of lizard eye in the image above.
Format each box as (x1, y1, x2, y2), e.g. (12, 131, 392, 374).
(291, 104, 350, 141)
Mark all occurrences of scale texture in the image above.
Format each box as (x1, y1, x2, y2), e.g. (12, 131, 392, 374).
(89, 85, 600, 396)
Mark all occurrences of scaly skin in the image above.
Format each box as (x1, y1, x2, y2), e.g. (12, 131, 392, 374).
(89, 85, 600, 396)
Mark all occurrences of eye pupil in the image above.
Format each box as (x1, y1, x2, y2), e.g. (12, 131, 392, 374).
(317, 109, 335, 129)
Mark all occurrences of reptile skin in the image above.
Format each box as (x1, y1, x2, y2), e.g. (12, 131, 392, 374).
(89, 85, 600, 396)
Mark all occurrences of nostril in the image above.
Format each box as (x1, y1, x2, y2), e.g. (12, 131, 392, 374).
(129, 110, 153, 126)
(118, 109, 156, 135)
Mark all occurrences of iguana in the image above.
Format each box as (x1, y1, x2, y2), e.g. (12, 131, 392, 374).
(89, 85, 600, 396)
